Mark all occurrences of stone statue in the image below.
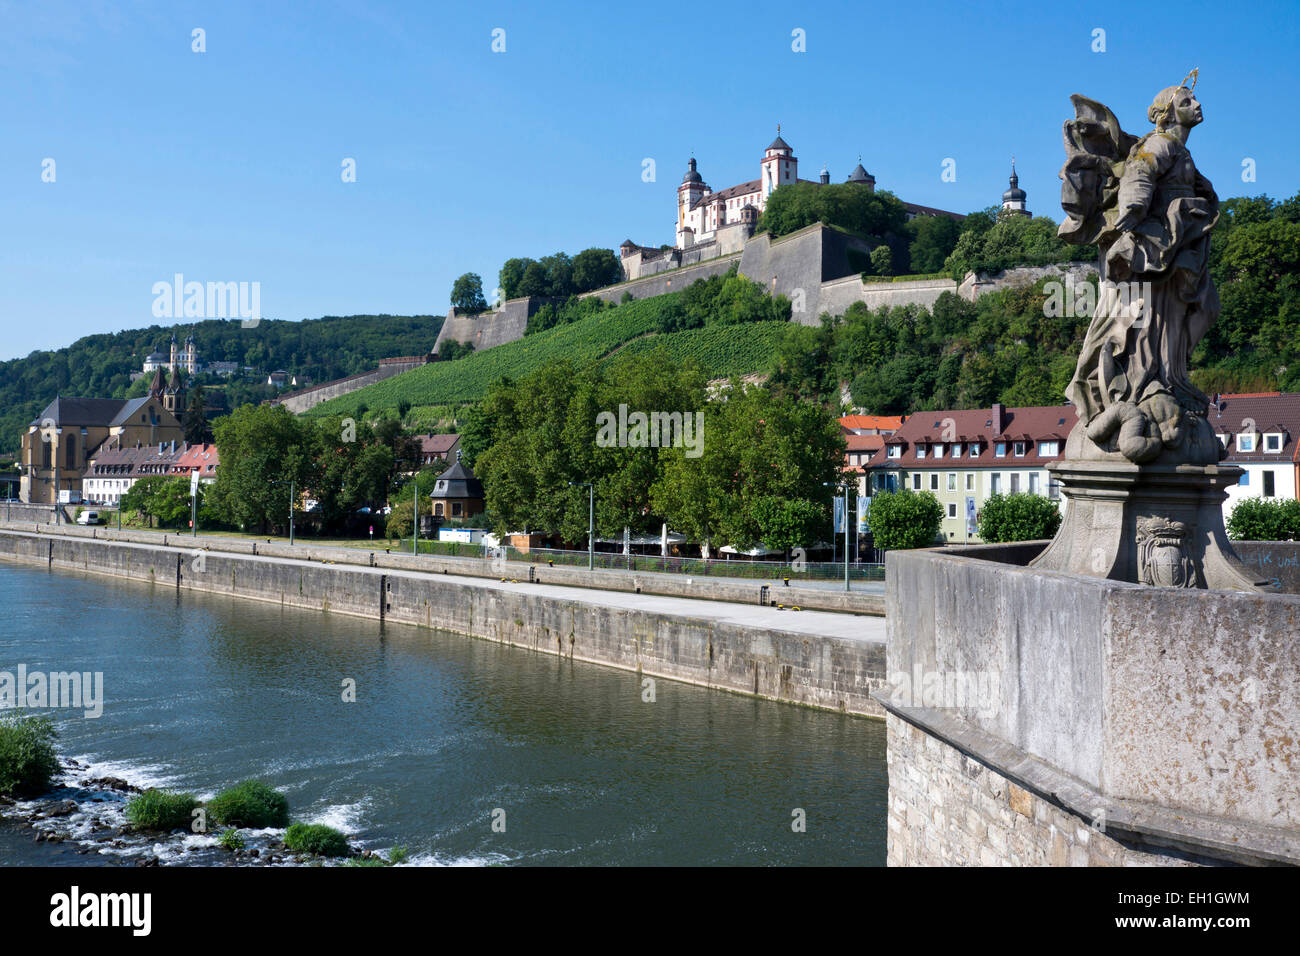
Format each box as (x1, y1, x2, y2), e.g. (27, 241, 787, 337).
(1058, 71, 1223, 466)
(1031, 73, 1267, 591)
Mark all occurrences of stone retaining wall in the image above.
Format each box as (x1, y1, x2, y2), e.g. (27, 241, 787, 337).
(0, 530, 887, 717)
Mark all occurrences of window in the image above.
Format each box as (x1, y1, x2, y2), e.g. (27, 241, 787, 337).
(947, 502, 957, 519)
(1010, 473, 1021, 493)
(995, 442, 1007, 458)
(452, 502, 463, 516)
(990, 473, 1001, 494)
(966, 473, 974, 491)
(934, 443, 945, 457)
(1264, 433, 1283, 452)
(969, 443, 980, 458)
(1013, 441, 1026, 457)
(1048, 479, 1061, 500)
(1263, 471, 1275, 497)
(953, 443, 963, 458)
(1038, 440, 1060, 457)
(947, 473, 956, 491)
(917, 445, 927, 459)
(887, 444, 901, 459)
(912, 473, 921, 491)
(434, 502, 444, 516)
(930, 474, 939, 491)
(1238, 433, 1256, 452)
(1029, 472, 1040, 495)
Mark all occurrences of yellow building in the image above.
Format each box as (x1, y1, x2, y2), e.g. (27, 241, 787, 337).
(19, 392, 183, 504)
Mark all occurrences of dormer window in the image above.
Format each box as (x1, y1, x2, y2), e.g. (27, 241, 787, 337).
(1038, 440, 1060, 457)
(995, 442, 1007, 458)
(1264, 432, 1283, 453)
(1013, 441, 1026, 457)
(934, 443, 945, 457)
(917, 445, 927, 460)
(969, 443, 980, 458)
(887, 444, 901, 459)
(1238, 433, 1256, 452)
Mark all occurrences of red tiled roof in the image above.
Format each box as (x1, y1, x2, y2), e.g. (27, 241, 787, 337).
(416, 434, 460, 456)
(845, 433, 885, 453)
(840, 414, 905, 433)
(1209, 392, 1300, 463)
(871, 403, 1078, 470)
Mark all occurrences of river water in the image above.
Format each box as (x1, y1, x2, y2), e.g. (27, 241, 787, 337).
(0, 562, 886, 866)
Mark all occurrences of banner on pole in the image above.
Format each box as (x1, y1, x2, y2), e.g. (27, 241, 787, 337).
(833, 496, 845, 534)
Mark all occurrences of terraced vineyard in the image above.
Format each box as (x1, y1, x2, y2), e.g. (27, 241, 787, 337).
(307, 293, 786, 419)
(599, 321, 787, 379)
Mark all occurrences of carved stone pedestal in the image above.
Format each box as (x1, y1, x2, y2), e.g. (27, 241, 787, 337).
(1031, 459, 1267, 591)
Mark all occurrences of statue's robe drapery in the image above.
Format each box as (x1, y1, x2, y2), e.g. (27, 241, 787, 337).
(1064, 130, 1219, 425)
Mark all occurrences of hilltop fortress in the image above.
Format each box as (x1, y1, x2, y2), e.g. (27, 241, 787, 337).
(434, 131, 1046, 358)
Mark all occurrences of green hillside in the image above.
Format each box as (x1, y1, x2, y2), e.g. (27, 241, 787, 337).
(0, 314, 442, 455)
(307, 294, 785, 420)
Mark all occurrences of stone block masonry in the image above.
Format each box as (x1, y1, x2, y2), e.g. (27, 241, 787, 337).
(0, 529, 888, 718)
(885, 714, 1197, 866)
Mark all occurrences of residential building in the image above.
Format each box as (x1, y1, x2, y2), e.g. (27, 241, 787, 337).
(82, 439, 205, 506)
(840, 414, 905, 489)
(415, 433, 461, 468)
(866, 402, 1077, 544)
(1211, 392, 1300, 517)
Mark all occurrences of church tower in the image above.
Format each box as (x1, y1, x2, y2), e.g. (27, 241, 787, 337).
(760, 126, 797, 204)
(1001, 159, 1029, 216)
(676, 157, 707, 248)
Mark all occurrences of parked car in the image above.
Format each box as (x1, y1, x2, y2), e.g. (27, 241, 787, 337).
(76, 510, 103, 526)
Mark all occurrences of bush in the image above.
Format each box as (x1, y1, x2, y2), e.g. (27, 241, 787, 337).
(1227, 497, 1300, 540)
(207, 780, 290, 829)
(219, 829, 245, 852)
(284, 822, 350, 858)
(125, 789, 200, 831)
(977, 493, 1063, 543)
(867, 490, 943, 550)
(0, 713, 58, 797)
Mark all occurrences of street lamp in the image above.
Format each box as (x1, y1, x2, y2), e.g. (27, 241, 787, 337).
(824, 481, 852, 592)
(269, 479, 295, 545)
(568, 481, 594, 570)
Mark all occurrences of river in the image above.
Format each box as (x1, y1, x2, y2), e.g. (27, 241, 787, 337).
(0, 562, 886, 866)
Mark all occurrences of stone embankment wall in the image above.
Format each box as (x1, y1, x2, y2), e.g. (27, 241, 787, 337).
(432, 297, 561, 356)
(0, 521, 884, 615)
(273, 359, 426, 414)
(0, 529, 887, 717)
(881, 542, 1300, 866)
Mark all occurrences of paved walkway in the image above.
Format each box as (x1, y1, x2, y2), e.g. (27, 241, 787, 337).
(4, 530, 887, 646)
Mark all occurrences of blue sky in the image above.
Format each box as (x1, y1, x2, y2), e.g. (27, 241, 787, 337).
(2, 0, 1297, 360)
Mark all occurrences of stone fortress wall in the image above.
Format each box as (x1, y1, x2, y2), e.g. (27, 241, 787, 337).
(272, 357, 427, 414)
(434, 226, 1100, 356)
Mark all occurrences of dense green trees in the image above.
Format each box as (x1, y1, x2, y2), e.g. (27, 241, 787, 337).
(498, 248, 622, 301)
(976, 493, 1063, 542)
(943, 210, 1094, 278)
(467, 352, 844, 551)
(758, 183, 909, 245)
(450, 273, 488, 313)
(119, 475, 197, 528)
(207, 404, 399, 534)
(183, 385, 214, 445)
(865, 490, 943, 550)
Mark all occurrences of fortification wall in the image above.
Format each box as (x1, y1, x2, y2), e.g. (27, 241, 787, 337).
(0, 529, 887, 717)
(432, 296, 559, 356)
(581, 254, 743, 305)
(274, 361, 424, 414)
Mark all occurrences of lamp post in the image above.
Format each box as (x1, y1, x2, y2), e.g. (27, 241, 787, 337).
(824, 481, 851, 592)
(413, 480, 419, 555)
(269, 479, 295, 545)
(568, 481, 594, 570)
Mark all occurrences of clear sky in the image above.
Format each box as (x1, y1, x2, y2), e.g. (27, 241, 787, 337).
(2, 0, 1297, 360)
